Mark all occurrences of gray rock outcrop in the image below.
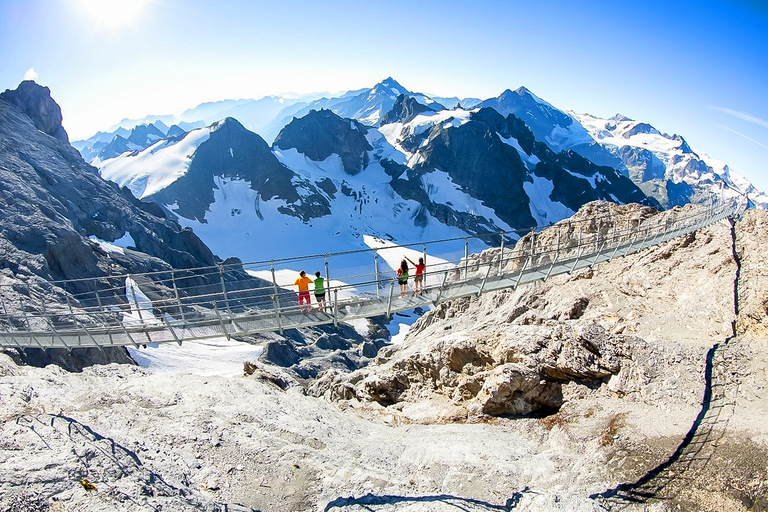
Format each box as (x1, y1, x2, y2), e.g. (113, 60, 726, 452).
(310, 203, 766, 423)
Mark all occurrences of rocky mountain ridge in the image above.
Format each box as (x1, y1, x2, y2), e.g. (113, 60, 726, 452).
(75, 78, 765, 213)
(96, 99, 657, 266)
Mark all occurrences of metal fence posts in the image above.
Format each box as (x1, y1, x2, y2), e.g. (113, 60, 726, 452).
(170, 270, 187, 325)
(463, 237, 469, 279)
(374, 249, 380, 299)
(543, 229, 561, 281)
(498, 232, 505, 275)
(324, 254, 330, 300)
(212, 301, 230, 340)
(269, 261, 283, 334)
(569, 227, 583, 274)
(333, 288, 339, 327)
(433, 270, 449, 306)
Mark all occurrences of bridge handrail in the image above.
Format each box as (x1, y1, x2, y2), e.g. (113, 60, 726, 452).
(0, 198, 741, 349)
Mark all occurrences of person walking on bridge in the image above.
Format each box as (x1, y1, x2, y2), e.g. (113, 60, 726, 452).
(294, 270, 313, 312)
(313, 271, 327, 312)
(397, 259, 409, 298)
(405, 256, 425, 296)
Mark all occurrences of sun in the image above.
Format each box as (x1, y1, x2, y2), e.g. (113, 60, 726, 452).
(76, 0, 150, 29)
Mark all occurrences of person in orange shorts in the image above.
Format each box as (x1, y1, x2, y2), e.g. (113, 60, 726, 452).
(294, 270, 313, 311)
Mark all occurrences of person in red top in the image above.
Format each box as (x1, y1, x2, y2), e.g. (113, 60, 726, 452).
(405, 256, 426, 296)
(294, 270, 313, 311)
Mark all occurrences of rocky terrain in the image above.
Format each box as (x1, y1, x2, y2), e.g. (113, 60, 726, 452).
(0, 205, 766, 511)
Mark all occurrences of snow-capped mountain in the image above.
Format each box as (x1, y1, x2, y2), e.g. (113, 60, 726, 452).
(74, 120, 200, 164)
(176, 95, 312, 134)
(82, 77, 766, 213)
(571, 112, 768, 208)
(259, 78, 453, 144)
(95, 99, 655, 264)
(476, 86, 765, 209)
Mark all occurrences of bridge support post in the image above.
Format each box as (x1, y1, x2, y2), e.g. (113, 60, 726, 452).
(544, 230, 561, 281)
(609, 223, 623, 261)
(498, 233, 505, 275)
(513, 256, 530, 290)
(20, 287, 46, 352)
(374, 250, 380, 299)
(212, 301, 230, 340)
(270, 261, 283, 334)
(568, 227, 583, 274)
(270, 294, 283, 335)
(218, 264, 233, 316)
(94, 286, 122, 349)
(170, 270, 187, 326)
(129, 277, 152, 344)
(463, 238, 469, 280)
(162, 314, 183, 346)
(386, 279, 395, 318)
(39, 290, 70, 350)
(433, 270, 449, 306)
(478, 259, 493, 296)
(64, 291, 83, 348)
(333, 288, 339, 327)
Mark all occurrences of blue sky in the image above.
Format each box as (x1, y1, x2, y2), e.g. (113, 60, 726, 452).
(2, 0, 767, 191)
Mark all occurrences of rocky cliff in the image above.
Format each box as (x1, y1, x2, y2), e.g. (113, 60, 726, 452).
(0, 82, 259, 370)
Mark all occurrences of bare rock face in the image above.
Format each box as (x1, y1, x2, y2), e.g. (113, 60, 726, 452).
(0, 80, 68, 143)
(310, 319, 644, 419)
(311, 204, 767, 423)
(735, 208, 768, 338)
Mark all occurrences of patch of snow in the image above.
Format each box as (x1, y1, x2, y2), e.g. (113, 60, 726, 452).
(500, 135, 540, 169)
(98, 126, 212, 199)
(523, 175, 575, 226)
(88, 235, 127, 254)
(420, 170, 513, 231)
(127, 338, 262, 377)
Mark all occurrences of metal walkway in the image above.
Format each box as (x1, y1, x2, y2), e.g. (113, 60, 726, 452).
(0, 201, 740, 350)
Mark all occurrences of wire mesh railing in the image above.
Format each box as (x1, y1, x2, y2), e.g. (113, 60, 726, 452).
(0, 198, 741, 350)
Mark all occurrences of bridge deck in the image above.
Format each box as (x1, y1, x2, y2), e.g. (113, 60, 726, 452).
(0, 202, 738, 350)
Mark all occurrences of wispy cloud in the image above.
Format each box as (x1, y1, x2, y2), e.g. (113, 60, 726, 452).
(717, 123, 768, 152)
(23, 68, 38, 81)
(709, 105, 768, 129)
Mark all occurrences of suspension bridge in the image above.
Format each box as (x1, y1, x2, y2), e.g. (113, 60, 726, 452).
(0, 200, 741, 352)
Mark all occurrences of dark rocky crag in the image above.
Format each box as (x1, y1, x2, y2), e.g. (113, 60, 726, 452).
(273, 109, 373, 176)
(379, 94, 436, 126)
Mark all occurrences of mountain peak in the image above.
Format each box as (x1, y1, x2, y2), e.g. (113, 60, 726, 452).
(0, 80, 69, 143)
(514, 86, 532, 96)
(373, 77, 408, 96)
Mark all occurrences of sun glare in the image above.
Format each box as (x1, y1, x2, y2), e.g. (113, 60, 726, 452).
(76, 0, 150, 29)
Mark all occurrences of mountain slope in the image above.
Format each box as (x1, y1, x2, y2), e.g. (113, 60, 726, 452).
(571, 112, 768, 208)
(0, 82, 221, 283)
(477, 85, 764, 208)
(95, 101, 656, 265)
